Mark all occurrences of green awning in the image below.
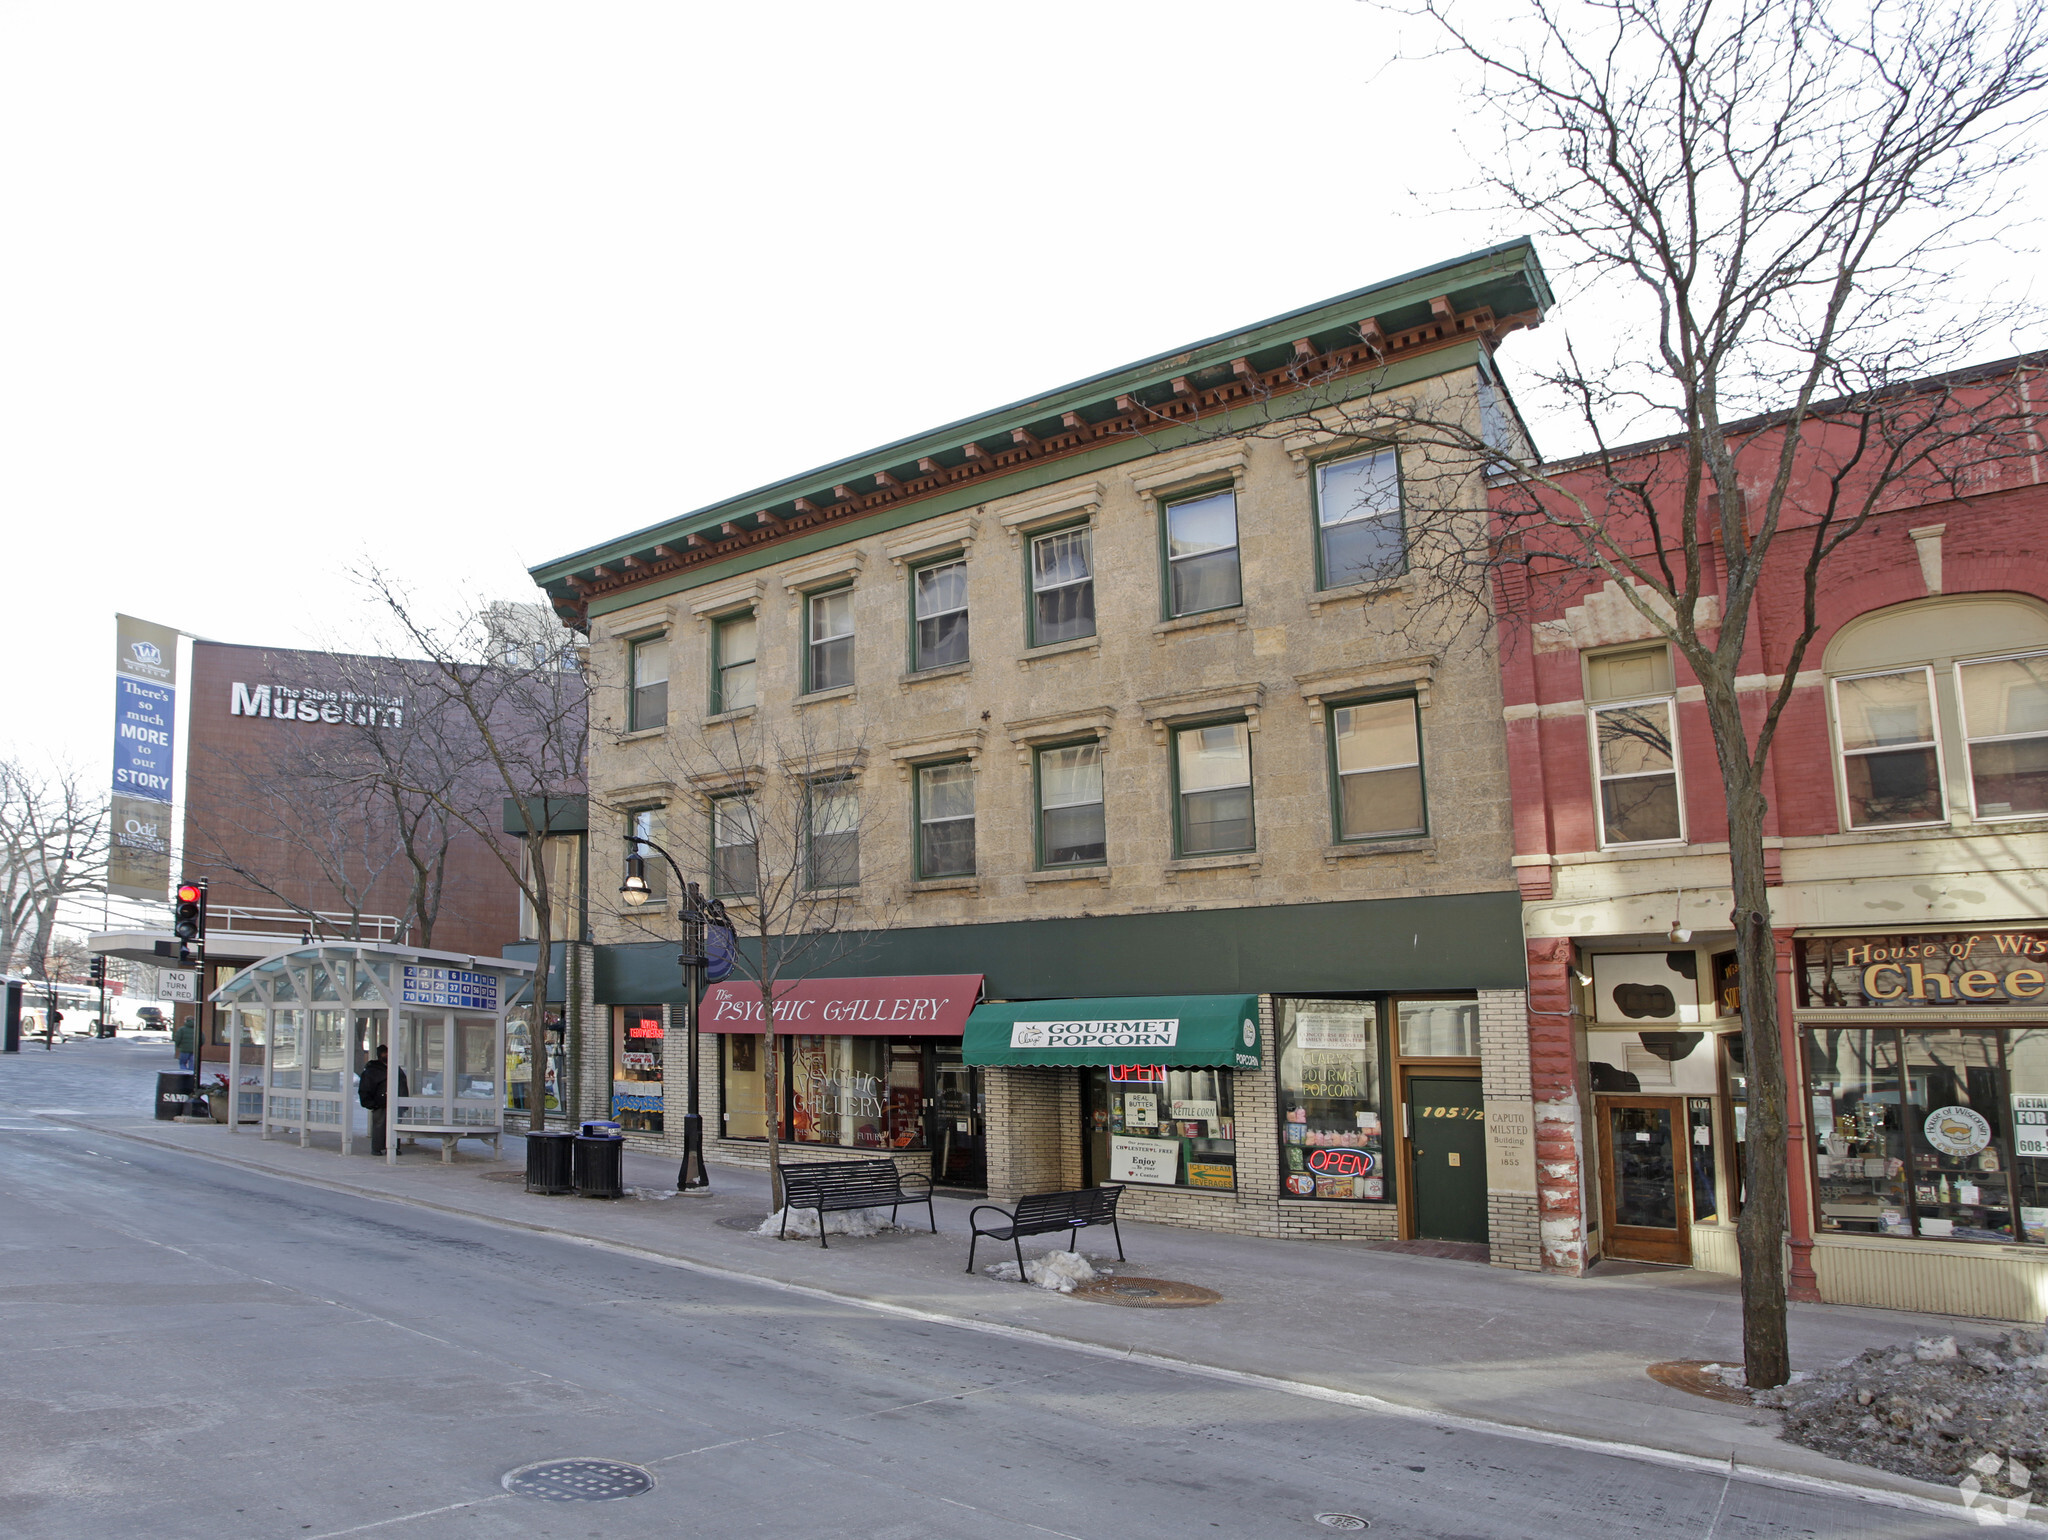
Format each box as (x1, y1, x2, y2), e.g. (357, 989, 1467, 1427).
(963, 994, 1261, 1069)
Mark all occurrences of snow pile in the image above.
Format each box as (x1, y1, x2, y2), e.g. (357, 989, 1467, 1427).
(628, 1187, 677, 1201)
(982, 1249, 1105, 1292)
(1756, 1329, 2048, 1495)
(755, 1205, 903, 1239)
(1702, 1362, 1809, 1391)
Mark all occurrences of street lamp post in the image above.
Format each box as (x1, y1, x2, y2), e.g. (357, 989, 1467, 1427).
(622, 837, 711, 1193)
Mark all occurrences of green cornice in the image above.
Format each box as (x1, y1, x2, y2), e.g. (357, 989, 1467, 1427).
(535, 239, 1550, 620)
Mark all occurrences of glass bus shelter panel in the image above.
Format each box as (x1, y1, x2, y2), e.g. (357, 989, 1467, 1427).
(271, 1010, 304, 1090)
(454, 1014, 498, 1119)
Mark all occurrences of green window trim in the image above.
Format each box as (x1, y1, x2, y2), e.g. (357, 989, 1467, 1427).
(1024, 519, 1097, 650)
(907, 551, 971, 673)
(912, 759, 977, 880)
(627, 633, 669, 732)
(709, 609, 759, 716)
(802, 583, 856, 696)
(1033, 738, 1108, 869)
(1170, 718, 1257, 858)
(803, 775, 860, 891)
(1158, 484, 1244, 620)
(1311, 444, 1408, 592)
(709, 792, 759, 898)
(1324, 692, 1429, 844)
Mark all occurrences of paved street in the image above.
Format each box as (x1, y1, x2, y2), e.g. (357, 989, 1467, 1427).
(1, 1042, 2001, 1539)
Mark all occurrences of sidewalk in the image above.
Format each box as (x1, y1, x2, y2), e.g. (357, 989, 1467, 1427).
(57, 1110, 2008, 1509)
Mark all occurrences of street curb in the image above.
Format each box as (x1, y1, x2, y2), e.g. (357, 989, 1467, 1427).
(54, 1113, 2032, 1530)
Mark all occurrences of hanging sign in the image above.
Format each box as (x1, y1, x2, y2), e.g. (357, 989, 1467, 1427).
(108, 614, 181, 902)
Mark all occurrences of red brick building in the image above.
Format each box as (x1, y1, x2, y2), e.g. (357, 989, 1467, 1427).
(1493, 355, 2048, 1317)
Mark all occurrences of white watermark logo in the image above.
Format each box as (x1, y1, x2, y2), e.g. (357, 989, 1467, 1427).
(1960, 1451, 2034, 1525)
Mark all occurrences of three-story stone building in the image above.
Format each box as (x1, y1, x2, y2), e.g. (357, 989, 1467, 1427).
(530, 241, 1552, 1260)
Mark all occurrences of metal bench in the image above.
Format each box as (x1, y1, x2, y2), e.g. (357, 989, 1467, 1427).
(778, 1158, 936, 1248)
(966, 1186, 1126, 1275)
(391, 1125, 503, 1163)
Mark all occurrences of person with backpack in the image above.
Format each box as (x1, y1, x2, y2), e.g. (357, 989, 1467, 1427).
(359, 1045, 407, 1156)
(173, 1016, 195, 1070)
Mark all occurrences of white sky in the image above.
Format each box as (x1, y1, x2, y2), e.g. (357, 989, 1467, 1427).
(4, 1, 2042, 792)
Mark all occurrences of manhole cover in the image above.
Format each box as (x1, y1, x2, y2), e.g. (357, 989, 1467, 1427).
(1314, 1515, 1370, 1530)
(502, 1458, 655, 1502)
(717, 1214, 771, 1232)
(1069, 1275, 1221, 1308)
(1646, 1359, 1754, 1406)
(480, 1170, 529, 1183)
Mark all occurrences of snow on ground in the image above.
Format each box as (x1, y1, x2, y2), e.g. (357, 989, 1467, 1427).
(756, 1205, 904, 1239)
(982, 1249, 1107, 1292)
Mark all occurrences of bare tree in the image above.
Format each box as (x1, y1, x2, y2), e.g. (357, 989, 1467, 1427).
(1173, 0, 2048, 1387)
(351, 569, 590, 1132)
(602, 706, 900, 1213)
(0, 756, 111, 978)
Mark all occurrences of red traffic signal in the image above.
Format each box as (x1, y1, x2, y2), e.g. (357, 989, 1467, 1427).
(173, 880, 206, 942)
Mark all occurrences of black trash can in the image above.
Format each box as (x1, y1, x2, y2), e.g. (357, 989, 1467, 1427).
(573, 1133, 625, 1199)
(525, 1129, 576, 1194)
(154, 1072, 196, 1120)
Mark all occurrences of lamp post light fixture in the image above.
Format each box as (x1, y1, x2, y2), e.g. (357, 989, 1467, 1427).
(621, 835, 710, 1192)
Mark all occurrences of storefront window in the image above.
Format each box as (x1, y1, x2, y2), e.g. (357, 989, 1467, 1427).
(1085, 1067, 1235, 1190)
(1277, 998, 1386, 1201)
(613, 1005, 664, 1133)
(1804, 1025, 2031, 1243)
(1396, 998, 1477, 1058)
(1688, 1098, 1719, 1222)
(2003, 1028, 2048, 1242)
(788, 1036, 925, 1150)
(505, 1005, 563, 1114)
(720, 1035, 930, 1149)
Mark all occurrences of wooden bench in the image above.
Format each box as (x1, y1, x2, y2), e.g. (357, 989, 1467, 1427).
(967, 1186, 1126, 1275)
(779, 1158, 936, 1248)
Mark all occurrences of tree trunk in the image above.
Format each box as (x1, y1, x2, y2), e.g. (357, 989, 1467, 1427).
(764, 1024, 783, 1212)
(1708, 693, 1793, 1389)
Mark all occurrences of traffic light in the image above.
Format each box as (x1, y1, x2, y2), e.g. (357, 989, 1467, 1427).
(173, 881, 207, 943)
(87, 955, 106, 986)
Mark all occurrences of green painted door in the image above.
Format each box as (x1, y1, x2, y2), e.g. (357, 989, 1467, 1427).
(1408, 1076, 1489, 1244)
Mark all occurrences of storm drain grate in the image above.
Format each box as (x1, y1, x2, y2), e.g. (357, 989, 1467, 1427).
(1314, 1515, 1370, 1530)
(502, 1458, 655, 1502)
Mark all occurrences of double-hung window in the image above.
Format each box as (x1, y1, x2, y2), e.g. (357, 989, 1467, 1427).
(1314, 448, 1404, 588)
(916, 762, 975, 878)
(628, 807, 665, 900)
(628, 636, 668, 731)
(1330, 697, 1426, 841)
(913, 558, 969, 670)
(1834, 667, 1944, 828)
(1174, 722, 1255, 855)
(1957, 652, 2048, 820)
(1163, 490, 1241, 616)
(806, 587, 854, 693)
(712, 795, 758, 897)
(1588, 645, 1684, 845)
(805, 778, 859, 889)
(713, 612, 757, 713)
(1037, 742, 1105, 866)
(1030, 527, 1095, 646)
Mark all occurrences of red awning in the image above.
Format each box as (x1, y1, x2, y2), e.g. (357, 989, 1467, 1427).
(701, 975, 984, 1036)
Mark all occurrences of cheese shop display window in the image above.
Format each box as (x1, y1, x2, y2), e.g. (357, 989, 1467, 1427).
(1084, 1067, 1236, 1191)
(612, 1005, 664, 1133)
(1276, 998, 1388, 1201)
(1804, 1024, 2048, 1244)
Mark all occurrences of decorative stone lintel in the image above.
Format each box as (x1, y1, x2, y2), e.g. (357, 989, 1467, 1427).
(1017, 635, 1101, 670)
(778, 548, 866, 596)
(1137, 682, 1265, 744)
(884, 515, 979, 567)
(1023, 865, 1111, 888)
(905, 876, 981, 896)
(1128, 447, 1249, 505)
(1162, 851, 1261, 881)
(1004, 706, 1116, 764)
(994, 481, 1104, 545)
(681, 764, 764, 799)
(885, 727, 987, 780)
(1321, 836, 1435, 865)
(1153, 606, 1248, 644)
(1307, 574, 1410, 616)
(898, 660, 972, 692)
(1296, 657, 1436, 723)
(779, 745, 867, 779)
(686, 575, 767, 623)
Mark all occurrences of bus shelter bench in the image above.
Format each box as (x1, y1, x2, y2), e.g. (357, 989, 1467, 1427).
(778, 1158, 936, 1248)
(967, 1186, 1125, 1275)
(392, 1125, 503, 1163)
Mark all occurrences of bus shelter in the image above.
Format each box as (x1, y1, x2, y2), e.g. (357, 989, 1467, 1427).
(210, 944, 533, 1163)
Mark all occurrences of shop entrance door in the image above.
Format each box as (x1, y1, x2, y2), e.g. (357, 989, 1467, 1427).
(929, 1045, 985, 1191)
(1406, 1074, 1488, 1243)
(1597, 1095, 1693, 1265)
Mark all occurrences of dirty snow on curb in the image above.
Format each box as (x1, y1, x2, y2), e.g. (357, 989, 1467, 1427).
(756, 1205, 904, 1239)
(1756, 1330, 2048, 1498)
(983, 1250, 1108, 1292)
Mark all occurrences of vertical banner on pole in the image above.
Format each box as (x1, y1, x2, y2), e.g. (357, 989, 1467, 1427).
(108, 614, 180, 902)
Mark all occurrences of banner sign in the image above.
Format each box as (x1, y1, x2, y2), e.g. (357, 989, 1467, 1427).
(399, 965, 500, 1012)
(108, 615, 181, 901)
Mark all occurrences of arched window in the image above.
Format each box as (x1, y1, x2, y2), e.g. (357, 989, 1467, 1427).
(1824, 595, 2048, 829)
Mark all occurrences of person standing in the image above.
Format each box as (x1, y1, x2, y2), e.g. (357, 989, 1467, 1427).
(173, 1015, 195, 1071)
(359, 1045, 405, 1156)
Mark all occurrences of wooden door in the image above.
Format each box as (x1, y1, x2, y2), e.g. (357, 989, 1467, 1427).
(1597, 1094, 1693, 1265)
